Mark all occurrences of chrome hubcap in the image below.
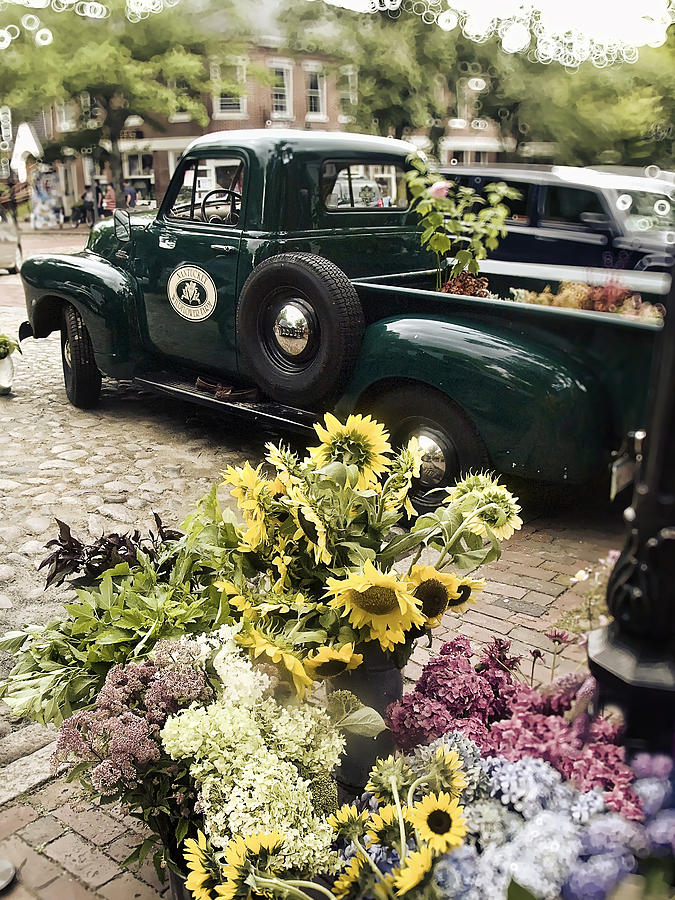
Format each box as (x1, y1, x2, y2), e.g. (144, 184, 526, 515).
(64, 339, 72, 368)
(272, 302, 312, 356)
(416, 432, 447, 487)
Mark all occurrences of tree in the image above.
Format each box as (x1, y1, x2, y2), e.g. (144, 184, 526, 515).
(0, 0, 249, 205)
(278, 2, 458, 141)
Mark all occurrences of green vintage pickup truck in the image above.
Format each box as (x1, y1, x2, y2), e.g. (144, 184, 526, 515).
(19, 130, 665, 506)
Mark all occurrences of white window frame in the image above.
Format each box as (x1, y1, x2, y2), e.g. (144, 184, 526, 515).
(268, 58, 294, 121)
(338, 64, 357, 125)
(54, 101, 76, 133)
(210, 59, 248, 121)
(123, 151, 155, 182)
(303, 61, 328, 124)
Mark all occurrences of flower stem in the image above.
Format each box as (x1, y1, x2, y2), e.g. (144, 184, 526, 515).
(405, 544, 425, 576)
(406, 774, 429, 808)
(353, 838, 393, 896)
(550, 646, 559, 682)
(287, 879, 343, 900)
(254, 874, 335, 900)
(390, 776, 407, 862)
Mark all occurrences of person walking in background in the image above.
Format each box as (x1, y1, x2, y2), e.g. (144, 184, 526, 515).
(102, 184, 116, 217)
(95, 183, 103, 219)
(81, 184, 95, 225)
(123, 180, 137, 209)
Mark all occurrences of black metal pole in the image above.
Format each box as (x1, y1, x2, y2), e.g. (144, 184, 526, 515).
(588, 263, 675, 753)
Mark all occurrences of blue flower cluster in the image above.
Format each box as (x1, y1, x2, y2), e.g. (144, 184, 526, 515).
(410, 731, 489, 803)
(429, 752, 675, 900)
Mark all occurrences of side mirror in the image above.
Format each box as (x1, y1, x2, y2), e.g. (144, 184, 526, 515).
(113, 208, 132, 242)
(580, 211, 612, 232)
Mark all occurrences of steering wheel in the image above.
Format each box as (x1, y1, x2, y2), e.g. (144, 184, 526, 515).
(200, 188, 242, 225)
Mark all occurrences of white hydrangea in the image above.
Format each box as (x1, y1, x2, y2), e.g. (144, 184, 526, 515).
(255, 697, 345, 772)
(161, 701, 264, 766)
(194, 623, 271, 704)
(200, 754, 338, 874)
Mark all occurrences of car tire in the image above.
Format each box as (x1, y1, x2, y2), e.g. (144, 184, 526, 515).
(236, 253, 364, 408)
(367, 385, 489, 515)
(7, 245, 21, 275)
(61, 303, 102, 409)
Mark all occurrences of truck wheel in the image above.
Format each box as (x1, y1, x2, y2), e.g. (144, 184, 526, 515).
(61, 303, 102, 409)
(236, 253, 364, 408)
(367, 385, 489, 515)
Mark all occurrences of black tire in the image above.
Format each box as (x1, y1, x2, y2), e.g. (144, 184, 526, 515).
(236, 253, 364, 408)
(61, 303, 102, 409)
(367, 385, 489, 514)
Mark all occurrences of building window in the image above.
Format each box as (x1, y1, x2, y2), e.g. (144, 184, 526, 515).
(124, 152, 154, 178)
(303, 65, 327, 123)
(269, 60, 293, 120)
(54, 101, 76, 133)
(211, 60, 248, 120)
(338, 65, 357, 125)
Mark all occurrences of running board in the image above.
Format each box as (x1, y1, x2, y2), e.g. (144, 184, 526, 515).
(133, 372, 317, 436)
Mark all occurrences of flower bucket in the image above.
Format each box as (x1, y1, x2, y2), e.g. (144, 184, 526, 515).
(0, 355, 13, 395)
(168, 869, 191, 900)
(331, 642, 402, 793)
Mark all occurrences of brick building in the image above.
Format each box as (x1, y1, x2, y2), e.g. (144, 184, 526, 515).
(38, 38, 350, 217)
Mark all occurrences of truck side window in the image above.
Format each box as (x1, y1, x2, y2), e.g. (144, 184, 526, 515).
(166, 157, 245, 227)
(320, 161, 408, 210)
(543, 186, 605, 226)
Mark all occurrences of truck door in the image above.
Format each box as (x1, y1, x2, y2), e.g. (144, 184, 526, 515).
(138, 154, 245, 375)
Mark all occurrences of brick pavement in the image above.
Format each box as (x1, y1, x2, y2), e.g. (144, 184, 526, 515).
(0, 228, 626, 896)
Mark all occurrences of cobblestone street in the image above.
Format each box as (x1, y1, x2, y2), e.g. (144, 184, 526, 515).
(0, 229, 625, 899)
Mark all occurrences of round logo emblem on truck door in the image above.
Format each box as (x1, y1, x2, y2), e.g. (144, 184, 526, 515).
(167, 265, 217, 321)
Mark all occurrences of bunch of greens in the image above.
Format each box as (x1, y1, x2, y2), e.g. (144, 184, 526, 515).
(39, 515, 181, 587)
(406, 155, 520, 291)
(0, 333, 21, 359)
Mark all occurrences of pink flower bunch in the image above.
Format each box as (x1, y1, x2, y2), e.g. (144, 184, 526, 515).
(387, 637, 644, 820)
(54, 642, 211, 796)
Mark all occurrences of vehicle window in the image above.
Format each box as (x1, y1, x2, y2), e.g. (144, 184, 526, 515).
(320, 161, 408, 211)
(444, 174, 530, 224)
(166, 157, 245, 226)
(543, 186, 605, 225)
(614, 189, 675, 234)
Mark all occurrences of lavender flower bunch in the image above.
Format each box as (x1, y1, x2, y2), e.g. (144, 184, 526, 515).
(53, 640, 212, 874)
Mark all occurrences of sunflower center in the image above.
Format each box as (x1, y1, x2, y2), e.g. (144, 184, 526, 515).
(414, 579, 449, 619)
(355, 586, 399, 615)
(426, 810, 453, 834)
(447, 584, 472, 608)
(314, 659, 349, 676)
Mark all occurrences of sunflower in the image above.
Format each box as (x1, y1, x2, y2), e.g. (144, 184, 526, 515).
(366, 803, 414, 847)
(305, 644, 363, 680)
(366, 755, 414, 804)
(409, 792, 467, 854)
(392, 846, 434, 896)
(447, 575, 484, 614)
(184, 831, 220, 900)
(325, 560, 424, 651)
(309, 413, 392, 489)
(222, 462, 273, 550)
(328, 804, 370, 840)
(431, 746, 467, 798)
(444, 471, 498, 504)
(265, 441, 302, 486)
(216, 832, 285, 900)
(463, 485, 523, 541)
(235, 627, 313, 698)
(214, 580, 254, 614)
(408, 564, 464, 627)
(332, 857, 365, 900)
(271, 538, 293, 593)
(287, 485, 332, 565)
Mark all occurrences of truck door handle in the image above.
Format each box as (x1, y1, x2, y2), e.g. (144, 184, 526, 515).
(211, 244, 234, 254)
(159, 235, 176, 249)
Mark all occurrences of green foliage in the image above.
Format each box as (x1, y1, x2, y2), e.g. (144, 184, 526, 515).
(0, 0, 248, 202)
(0, 489, 244, 725)
(0, 334, 21, 359)
(406, 154, 519, 289)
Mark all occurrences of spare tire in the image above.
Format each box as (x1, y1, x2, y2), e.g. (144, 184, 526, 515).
(236, 253, 364, 408)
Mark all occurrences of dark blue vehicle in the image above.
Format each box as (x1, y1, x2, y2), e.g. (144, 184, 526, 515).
(443, 164, 674, 302)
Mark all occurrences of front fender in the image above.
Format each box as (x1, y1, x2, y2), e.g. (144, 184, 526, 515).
(340, 316, 611, 483)
(20, 252, 144, 379)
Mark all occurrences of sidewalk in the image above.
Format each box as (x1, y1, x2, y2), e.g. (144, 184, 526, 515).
(0, 513, 622, 899)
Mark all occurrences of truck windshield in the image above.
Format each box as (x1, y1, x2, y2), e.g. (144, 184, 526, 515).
(614, 188, 675, 235)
